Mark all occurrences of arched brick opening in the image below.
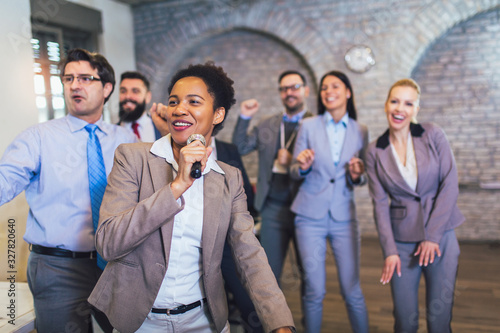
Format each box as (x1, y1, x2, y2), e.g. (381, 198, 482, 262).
(135, 1, 332, 104)
(411, 7, 500, 240)
(393, 1, 500, 76)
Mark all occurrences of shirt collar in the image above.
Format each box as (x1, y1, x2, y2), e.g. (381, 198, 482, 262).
(66, 114, 108, 134)
(150, 134, 224, 175)
(324, 112, 348, 127)
(283, 109, 307, 123)
(123, 112, 149, 128)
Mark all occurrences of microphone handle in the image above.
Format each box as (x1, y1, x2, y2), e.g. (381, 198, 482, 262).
(190, 161, 202, 179)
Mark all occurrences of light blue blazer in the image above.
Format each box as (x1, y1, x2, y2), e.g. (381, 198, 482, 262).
(290, 115, 368, 221)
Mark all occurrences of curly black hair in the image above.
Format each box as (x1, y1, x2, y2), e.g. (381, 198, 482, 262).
(168, 62, 236, 136)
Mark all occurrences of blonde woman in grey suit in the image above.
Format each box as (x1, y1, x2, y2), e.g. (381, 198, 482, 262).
(290, 71, 369, 333)
(365, 79, 464, 333)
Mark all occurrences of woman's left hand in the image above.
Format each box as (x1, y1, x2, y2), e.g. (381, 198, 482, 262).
(348, 157, 365, 182)
(414, 240, 441, 267)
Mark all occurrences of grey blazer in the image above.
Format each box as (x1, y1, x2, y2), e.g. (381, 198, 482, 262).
(88, 142, 293, 333)
(232, 112, 312, 211)
(365, 123, 465, 258)
(289, 115, 368, 221)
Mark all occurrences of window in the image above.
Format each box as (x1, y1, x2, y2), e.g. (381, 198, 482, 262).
(30, 0, 101, 122)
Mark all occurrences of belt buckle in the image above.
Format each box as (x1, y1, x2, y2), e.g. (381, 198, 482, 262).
(166, 309, 171, 316)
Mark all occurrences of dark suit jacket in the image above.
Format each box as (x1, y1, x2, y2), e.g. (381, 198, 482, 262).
(365, 123, 465, 258)
(88, 141, 293, 333)
(232, 112, 312, 211)
(215, 139, 257, 217)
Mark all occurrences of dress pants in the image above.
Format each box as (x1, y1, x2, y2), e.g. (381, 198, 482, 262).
(391, 229, 460, 333)
(130, 301, 230, 333)
(259, 199, 302, 288)
(27, 251, 111, 333)
(295, 214, 369, 333)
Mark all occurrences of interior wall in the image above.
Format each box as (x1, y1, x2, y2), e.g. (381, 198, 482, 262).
(67, 0, 136, 123)
(133, 0, 500, 240)
(413, 9, 500, 240)
(0, 1, 39, 281)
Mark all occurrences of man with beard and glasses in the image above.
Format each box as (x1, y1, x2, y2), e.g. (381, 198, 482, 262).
(232, 70, 312, 293)
(118, 71, 162, 141)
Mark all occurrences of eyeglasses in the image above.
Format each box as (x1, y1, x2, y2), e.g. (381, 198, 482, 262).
(278, 83, 303, 93)
(61, 75, 102, 85)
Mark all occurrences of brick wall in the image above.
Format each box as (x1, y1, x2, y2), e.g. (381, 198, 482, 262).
(413, 9, 500, 240)
(133, 0, 500, 240)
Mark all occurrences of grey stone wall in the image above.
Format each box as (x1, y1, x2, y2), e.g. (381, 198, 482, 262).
(412, 9, 500, 240)
(132, 0, 500, 240)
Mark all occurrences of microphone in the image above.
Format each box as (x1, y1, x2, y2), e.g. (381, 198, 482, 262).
(186, 134, 206, 179)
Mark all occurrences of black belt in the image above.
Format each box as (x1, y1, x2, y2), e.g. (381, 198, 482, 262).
(151, 298, 207, 315)
(31, 244, 97, 259)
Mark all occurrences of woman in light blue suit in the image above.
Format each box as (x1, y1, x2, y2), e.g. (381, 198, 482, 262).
(290, 71, 369, 333)
(365, 79, 464, 333)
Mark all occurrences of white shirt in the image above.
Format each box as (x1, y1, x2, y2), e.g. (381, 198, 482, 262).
(149, 134, 225, 308)
(390, 132, 418, 191)
(122, 112, 157, 142)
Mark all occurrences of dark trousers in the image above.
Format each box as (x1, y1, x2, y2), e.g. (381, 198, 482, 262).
(27, 252, 112, 333)
(221, 242, 264, 333)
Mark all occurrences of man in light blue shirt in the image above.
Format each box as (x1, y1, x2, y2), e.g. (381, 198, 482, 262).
(0, 48, 136, 332)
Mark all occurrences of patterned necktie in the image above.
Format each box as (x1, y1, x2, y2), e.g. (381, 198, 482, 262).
(131, 122, 141, 140)
(85, 124, 107, 270)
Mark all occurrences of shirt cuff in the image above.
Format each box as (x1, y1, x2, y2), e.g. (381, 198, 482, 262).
(299, 167, 312, 176)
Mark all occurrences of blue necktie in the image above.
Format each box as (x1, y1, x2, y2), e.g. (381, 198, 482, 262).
(85, 124, 107, 270)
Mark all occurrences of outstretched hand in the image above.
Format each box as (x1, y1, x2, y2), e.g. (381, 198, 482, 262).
(414, 240, 441, 267)
(380, 255, 401, 285)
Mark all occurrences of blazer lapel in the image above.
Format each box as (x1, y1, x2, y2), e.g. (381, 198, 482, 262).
(201, 170, 224, 274)
(411, 124, 427, 194)
(376, 134, 417, 197)
(147, 151, 175, 262)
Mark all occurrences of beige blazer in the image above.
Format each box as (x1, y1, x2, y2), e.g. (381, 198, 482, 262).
(88, 142, 293, 333)
(365, 123, 465, 258)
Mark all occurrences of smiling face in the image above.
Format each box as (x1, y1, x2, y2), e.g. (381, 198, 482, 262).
(63, 61, 112, 124)
(119, 78, 151, 122)
(320, 75, 351, 119)
(279, 74, 309, 115)
(166, 76, 225, 151)
(385, 85, 420, 132)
